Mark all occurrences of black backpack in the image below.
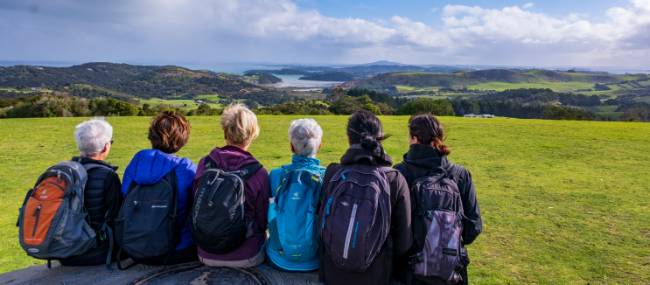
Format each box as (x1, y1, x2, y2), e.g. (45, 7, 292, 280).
(409, 169, 464, 283)
(319, 165, 392, 272)
(191, 157, 262, 254)
(115, 170, 178, 268)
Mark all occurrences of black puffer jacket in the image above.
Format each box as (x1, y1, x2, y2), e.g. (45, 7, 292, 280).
(59, 157, 122, 266)
(394, 144, 482, 284)
(75, 157, 122, 230)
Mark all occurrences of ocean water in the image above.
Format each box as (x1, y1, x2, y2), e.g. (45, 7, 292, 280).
(271, 74, 342, 88)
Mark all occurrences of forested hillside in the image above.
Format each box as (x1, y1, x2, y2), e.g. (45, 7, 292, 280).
(1, 62, 649, 121)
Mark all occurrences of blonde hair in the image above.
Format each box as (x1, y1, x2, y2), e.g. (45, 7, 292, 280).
(221, 103, 260, 147)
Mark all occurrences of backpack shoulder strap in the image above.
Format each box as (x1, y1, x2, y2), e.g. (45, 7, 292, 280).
(203, 155, 216, 170)
(239, 162, 263, 180)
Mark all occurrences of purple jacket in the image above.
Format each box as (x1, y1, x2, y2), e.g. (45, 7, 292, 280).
(193, 145, 269, 261)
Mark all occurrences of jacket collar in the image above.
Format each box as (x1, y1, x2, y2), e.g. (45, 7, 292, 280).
(72, 156, 118, 171)
(402, 144, 448, 172)
(291, 154, 320, 167)
(340, 144, 393, 166)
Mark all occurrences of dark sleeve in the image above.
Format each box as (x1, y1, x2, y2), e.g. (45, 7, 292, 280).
(457, 168, 482, 245)
(103, 171, 123, 223)
(389, 170, 413, 255)
(317, 163, 340, 215)
(191, 157, 206, 196)
(255, 169, 270, 233)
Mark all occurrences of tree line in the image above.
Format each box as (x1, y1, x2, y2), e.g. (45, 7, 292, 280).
(2, 88, 649, 122)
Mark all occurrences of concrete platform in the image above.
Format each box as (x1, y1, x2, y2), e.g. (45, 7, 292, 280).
(0, 260, 320, 285)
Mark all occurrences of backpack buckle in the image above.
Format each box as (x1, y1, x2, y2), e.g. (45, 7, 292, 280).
(408, 252, 423, 265)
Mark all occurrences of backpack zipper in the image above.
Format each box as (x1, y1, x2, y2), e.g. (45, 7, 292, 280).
(32, 204, 42, 237)
(342, 203, 358, 259)
(423, 250, 427, 276)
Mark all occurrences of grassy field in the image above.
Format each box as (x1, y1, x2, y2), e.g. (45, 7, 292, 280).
(468, 81, 595, 92)
(1, 116, 649, 284)
(139, 96, 221, 110)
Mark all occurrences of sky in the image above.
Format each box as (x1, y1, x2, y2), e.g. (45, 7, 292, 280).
(1, 0, 649, 70)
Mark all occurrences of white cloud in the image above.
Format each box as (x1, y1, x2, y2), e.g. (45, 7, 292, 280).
(1, 0, 650, 68)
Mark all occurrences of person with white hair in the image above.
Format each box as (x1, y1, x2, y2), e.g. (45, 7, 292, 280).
(59, 118, 123, 266)
(266, 118, 326, 271)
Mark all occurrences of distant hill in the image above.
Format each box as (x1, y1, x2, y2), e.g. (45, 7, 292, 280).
(350, 69, 633, 94)
(244, 61, 465, 81)
(0, 62, 262, 99)
(242, 71, 282, 84)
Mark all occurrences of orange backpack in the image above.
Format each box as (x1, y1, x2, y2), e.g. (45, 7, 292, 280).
(18, 161, 97, 263)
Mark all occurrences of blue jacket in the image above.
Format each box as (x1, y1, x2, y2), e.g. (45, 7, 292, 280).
(121, 149, 197, 250)
(267, 155, 326, 271)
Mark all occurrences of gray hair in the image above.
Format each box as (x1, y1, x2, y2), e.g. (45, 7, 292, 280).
(288, 118, 323, 158)
(74, 118, 113, 157)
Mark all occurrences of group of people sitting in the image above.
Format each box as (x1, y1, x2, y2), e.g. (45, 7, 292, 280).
(17, 104, 482, 285)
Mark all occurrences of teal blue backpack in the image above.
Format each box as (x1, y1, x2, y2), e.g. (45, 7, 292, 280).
(267, 168, 323, 271)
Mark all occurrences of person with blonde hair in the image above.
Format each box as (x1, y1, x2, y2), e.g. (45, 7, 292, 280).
(267, 118, 326, 271)
(192, 103, 270, 267)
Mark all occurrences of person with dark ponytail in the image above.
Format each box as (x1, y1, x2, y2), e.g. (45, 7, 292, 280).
(318, 110, 412, 285)
(395, 114, 482, 285)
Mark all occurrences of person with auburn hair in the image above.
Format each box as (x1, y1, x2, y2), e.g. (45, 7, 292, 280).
(192, 103, 270, 268)
(318, 110, 412, 285)
(120, 111, 197, 265)
(394, 113, 482, 285)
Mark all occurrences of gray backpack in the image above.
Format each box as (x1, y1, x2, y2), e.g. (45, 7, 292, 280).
(410, 171, 464, 283)
(17, 161, 98, 264)
(319, 165, 392, 272)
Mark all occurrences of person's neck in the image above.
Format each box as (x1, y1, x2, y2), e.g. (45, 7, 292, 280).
(228, 144, 249, 151)
(86, 154, 105, 161)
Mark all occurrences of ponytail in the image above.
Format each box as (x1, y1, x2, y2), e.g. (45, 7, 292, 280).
(360, 133, 383, 157)
(347, 110, 388, 158)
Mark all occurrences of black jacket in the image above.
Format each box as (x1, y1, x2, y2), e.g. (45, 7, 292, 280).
(60, 157, 122, 266)
(395, 144, 482, 246)
(319, 145, 413, 285)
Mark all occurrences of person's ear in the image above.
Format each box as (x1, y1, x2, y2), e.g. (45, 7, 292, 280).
(409, 136, 419, 145)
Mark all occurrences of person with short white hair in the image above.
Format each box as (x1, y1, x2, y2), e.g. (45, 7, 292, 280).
(288, 118, 323, 158)
(75, 118, 113, 158)
(59, 118, 123, 266)
(266, 118, 326, 271)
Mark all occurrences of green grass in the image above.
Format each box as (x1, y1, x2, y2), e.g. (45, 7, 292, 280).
(195, 94, 221, 103)
(468, 81, 595, 92)
(1, 116, 649, 284)
(395, 85, 418, 92)
(139, 98, 220, 110)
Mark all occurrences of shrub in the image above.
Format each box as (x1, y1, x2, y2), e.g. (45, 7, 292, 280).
(398, 98, 455, 116)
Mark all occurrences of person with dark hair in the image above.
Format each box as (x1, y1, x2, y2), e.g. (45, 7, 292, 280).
(395, 113, 482, 285)
(120, 111, 197, 265)
(318, 110, 412, 285)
